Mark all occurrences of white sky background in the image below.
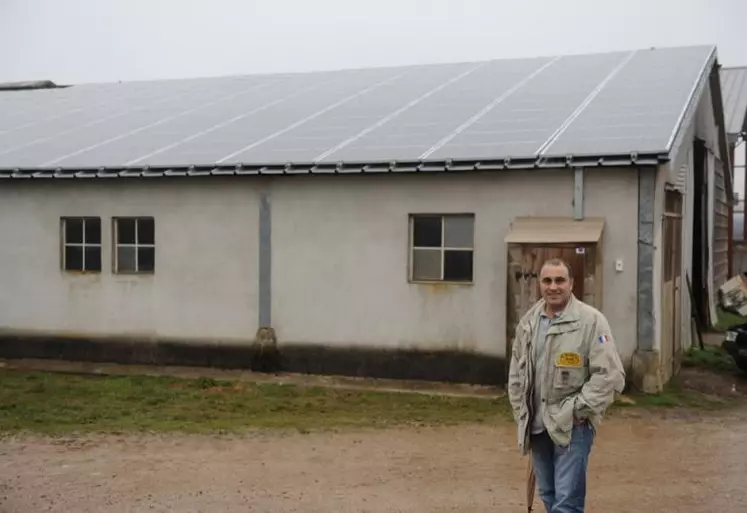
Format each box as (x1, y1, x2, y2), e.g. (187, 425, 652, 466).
(1, 0, 746, 85)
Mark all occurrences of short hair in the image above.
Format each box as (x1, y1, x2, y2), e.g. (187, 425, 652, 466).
(541, 258, 573, 278)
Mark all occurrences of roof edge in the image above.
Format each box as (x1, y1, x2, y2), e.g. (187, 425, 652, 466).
(0, 153, 667, 180)
(665, 46, 718, 153)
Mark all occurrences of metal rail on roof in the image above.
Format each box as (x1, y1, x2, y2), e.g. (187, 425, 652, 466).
(0, 152, 666, 180)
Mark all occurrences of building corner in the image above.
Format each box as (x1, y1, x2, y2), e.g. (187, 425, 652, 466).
(631, 166, 663, 393)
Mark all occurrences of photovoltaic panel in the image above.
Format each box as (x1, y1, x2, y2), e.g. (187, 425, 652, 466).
(544, 45, 716, 158)
(425, 51, 633, 161)
(324, 57, 555, 162)
(0, 45, 716, 169)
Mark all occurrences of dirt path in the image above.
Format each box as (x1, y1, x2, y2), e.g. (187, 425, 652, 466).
(2, 408, 746, 513)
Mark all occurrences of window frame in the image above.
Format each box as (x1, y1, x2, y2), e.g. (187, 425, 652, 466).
(408, 213, 475, 284)
(112, 216, 155, 274)
(60, 216, 102, 273)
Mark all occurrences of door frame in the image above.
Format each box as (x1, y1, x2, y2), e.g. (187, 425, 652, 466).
(505, 241, 603, 363)
(663, 189, 684, 379)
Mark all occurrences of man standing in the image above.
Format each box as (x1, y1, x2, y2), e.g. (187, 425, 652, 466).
(508, 258, 625, 513)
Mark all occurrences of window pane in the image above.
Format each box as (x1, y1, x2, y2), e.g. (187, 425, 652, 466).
(117, 218, 136, 244)
(412, 216, 441, 247)
(138, 218, 155, 245)
(412, 249, 441, 281)
(64, 218, 83, 244)
(84, 246, 101, 272)
(64, 246, 83, 271)
(117, 246, 136, 273)
(138, 247, 155, 272)
(85, 217, 101, 244)
(443, 215, 474, 248)
(444, 250, 473, 282)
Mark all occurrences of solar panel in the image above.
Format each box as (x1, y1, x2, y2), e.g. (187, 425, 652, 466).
(0, 45, 716, 169)
(545, 45, 715, 157)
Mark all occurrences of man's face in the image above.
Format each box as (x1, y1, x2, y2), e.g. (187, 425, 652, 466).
(539, 264, 573, 310)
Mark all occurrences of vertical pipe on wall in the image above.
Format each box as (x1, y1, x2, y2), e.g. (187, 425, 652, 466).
(573, 167, 584, 220)
(258, 192, 272, 327)
(637, 167, 656, 352)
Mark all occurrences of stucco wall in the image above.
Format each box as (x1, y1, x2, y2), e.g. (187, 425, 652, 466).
(271, 169, 639, 363)
(0, 179, 260, 343)
(0, 168, 640, 364)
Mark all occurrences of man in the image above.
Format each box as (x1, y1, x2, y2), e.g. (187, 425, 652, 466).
(508, 258, 625, 513)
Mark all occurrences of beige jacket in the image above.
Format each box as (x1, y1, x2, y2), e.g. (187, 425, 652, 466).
(507, 295, 625, 455)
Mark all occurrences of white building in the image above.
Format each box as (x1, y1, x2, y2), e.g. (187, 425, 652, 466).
(0, 45, 732, 392)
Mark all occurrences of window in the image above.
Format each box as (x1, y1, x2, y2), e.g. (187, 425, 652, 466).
(410, 214, 474, 282)
(114, 217, 155, 273)
(61, 217, 102, 272)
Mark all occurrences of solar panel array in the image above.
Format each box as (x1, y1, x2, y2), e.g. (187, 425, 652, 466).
(0, 45, 715, 169)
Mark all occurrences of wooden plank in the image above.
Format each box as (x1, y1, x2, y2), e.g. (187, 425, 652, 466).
(505, 244, 524, 359)
(661, 279, 675, 384)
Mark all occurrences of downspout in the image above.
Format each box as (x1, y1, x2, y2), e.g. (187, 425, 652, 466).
(633, 166, 658, 393)
(573, 167, 584, 220)
(637, 166, 656, 353)
(253, 190, 280, 372)
(259, 193, 272, 329)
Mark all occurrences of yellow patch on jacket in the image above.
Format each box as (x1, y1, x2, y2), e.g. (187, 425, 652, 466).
(556, 352, 582, 368)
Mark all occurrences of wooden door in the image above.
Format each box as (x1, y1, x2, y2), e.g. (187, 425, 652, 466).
(506, 244, 598, 357)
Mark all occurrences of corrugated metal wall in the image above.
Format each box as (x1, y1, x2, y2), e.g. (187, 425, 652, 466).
(714, 157, 730, 288)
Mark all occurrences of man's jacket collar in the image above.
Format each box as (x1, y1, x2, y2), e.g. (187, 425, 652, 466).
(531, 294, 581, 324)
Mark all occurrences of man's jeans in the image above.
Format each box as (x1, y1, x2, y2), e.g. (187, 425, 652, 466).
(530, 423, 595, 513)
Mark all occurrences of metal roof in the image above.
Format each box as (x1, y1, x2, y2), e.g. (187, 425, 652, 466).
(721, 66, 747, 136)
(0, 45, 717, 179)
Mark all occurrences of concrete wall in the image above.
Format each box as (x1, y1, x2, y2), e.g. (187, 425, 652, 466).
(270, 169, 639, 363)
(0, 179, 260, 343)
(0, 168, 641, 366)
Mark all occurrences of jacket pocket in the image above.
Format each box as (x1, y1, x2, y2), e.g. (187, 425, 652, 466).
(551, 364, 585, 392)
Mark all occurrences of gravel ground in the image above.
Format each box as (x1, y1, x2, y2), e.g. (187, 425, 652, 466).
(2, 407, 746, 512)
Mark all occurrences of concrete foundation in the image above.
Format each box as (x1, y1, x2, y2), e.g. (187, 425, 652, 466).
(631, 349, 663, 394)
(0, 332, 506, 386)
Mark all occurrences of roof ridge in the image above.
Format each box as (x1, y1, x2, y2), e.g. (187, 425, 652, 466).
(17, 45, 718, 89)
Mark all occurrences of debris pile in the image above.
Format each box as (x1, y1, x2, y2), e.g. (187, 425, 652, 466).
(718, 275, 747, 316)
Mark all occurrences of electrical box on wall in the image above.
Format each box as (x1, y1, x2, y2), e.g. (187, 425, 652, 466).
(615, 259, 624, 272)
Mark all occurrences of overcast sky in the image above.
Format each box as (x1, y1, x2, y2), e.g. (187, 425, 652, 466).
(1, 0, 746, 84)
